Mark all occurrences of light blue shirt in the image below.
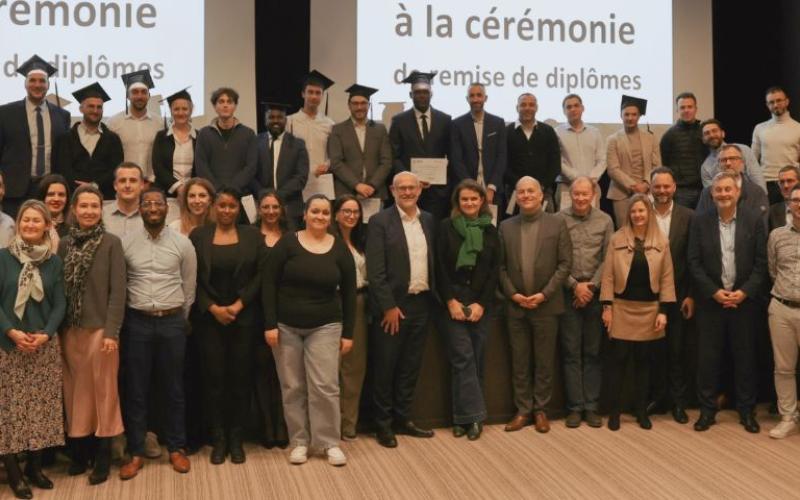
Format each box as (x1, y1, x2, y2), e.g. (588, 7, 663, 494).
(719, 213, 737, 291)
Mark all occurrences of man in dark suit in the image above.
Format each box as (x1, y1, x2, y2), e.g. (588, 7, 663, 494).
(768, 165, 799, 231)
(688, 171, 768, 433)
(449, 83, 507, 206)
(53, 83, 123, 200)
(389, 71, 451, 220)
(366, 171, 437, 448)
(696, 144, 769, 219)
(0, 55, 71, 216)
(253, 102, 309, 227)
(499, 176, 572, 433)
(649, 167, 695, 423)
(328, 84, 392, 201)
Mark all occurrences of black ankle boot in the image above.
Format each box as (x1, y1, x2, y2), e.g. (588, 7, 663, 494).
(2, 454, 33, 499)
(229, 428, 245, 464)
(89, 438, 111, 485)
(24, 450, 53, 489)
(210, 428, 227, 465)
(67, 437, 88, 476)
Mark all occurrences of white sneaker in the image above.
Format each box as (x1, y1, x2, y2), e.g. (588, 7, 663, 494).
(289, 446, 308, 464)
(769, 418, 799, 439)
(326, 446, 347, 466)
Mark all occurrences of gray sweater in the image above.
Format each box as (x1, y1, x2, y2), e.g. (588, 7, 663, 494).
(195, 120, 258, 191)
(58, 232, 127, 339)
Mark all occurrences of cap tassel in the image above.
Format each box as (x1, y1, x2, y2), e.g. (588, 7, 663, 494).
(368, 102, 374, 125)
(54, 80, 60, 109)
(325, 93, 329, 116)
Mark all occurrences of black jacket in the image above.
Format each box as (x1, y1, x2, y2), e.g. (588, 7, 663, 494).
(152, 129, 196, 195)
(660, 120, 706, 189)
(53, 122, 123, 199)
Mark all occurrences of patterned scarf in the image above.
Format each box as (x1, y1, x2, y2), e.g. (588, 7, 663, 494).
(63, 223, 105, 327)
(8, 235, 52, 320)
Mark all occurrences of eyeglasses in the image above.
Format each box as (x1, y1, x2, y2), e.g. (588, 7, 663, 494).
(719, 157, 742, 163)
(141, 201, 166, 208)
(340, 209, 360, 216)
(789, 199, 800, 205)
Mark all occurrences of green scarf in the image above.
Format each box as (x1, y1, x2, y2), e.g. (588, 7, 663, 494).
(452, 214, 493, 270)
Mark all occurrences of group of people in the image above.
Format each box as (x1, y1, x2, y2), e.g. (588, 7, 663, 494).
(1, 53, 800, 499)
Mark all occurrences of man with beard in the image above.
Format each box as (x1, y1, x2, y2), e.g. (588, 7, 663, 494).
(699, 119, 765, 192)
(752, 86, 800, 204)
(769, 166, 800, 231)
(0, 55, 71, 216)
(53, 82, 123, 199)
(390, 71, 452, 220)
(659, 93, 706, 208)
(107, 70, 163, 183)
(253, 102, 308, 227)
(695, 145, 769, 218)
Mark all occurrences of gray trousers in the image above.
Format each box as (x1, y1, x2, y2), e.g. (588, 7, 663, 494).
(506, 308, 558, 415)
(273, 322, 342, 450)
(768, 299, 800, 418)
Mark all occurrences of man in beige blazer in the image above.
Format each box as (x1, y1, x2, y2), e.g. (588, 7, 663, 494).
(328, 84, 392, 201)
(606, 96, 662, 227)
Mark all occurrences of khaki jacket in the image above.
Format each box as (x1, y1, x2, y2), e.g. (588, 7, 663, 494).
(600, 229, 676, 302)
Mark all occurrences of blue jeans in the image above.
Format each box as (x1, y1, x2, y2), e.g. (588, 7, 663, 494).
(442, 309, 491, 425)
(122, 309, 187, 455)
(559, 296, 603, 412)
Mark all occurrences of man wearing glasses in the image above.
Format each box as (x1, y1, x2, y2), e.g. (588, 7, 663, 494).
(695, 144, 769, 219)
(752, 87, 800, 205)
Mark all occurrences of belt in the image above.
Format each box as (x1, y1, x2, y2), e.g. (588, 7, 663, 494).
(773, 296, 800, 309)
(132, 306, 183, 317)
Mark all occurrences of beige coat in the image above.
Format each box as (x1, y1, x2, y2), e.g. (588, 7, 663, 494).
(600, 229, 676, 340)
(605, 128, 662, 201)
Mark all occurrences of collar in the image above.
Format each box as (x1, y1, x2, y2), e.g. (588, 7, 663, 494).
(520, 208, 544, 222)
(471, 112, 484, 124)
(718, 209, 737, 225)
(396, 204, 420, 222)
(212, 118, 239, 132)
(25, 98, 47, 113)
(111, 200, 139, 217)
(414, 108, 431, 119)
(773, 113, 793, 124)
(653, 200, 674, 217)
(79, 122, 103, 135)
(166, 125, 196, 138)
(565, 206, 592, 220)
(142, 225, 167, 241)
(351, 118, 367, 128)
(269, 131, 285, 142)
(515, 120, 536, 130)
(790, 222, 800, 233)
(564, 121, 585, 132)
(123, 111, 155, 121)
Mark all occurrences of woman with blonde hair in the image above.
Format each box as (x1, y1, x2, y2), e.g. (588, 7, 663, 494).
(600, 194, 676, 431)
(168, 177, 215, 236)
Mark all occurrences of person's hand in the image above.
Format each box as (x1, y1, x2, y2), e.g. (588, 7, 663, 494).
(526, 293, 546, 308)
(726, 290, 747, 306)
(602, 306, 613, 333)
(467, 303, 484, 322)
(381, 307, 405, 335)
(712, 289, 732, 305)
(226, 299, 244, 318)
(420, 181, 431, 189)
(264, 329, 279, 347)
(28, 333, 49, 351)
(314, 164, 329, 177)
(7, 329, 35, 353)
(680, 297, 695, 319)
(512, 293, 533, 309)
(486, 188, 495, 205)
(655, 313, 667, 332)
(101, 338, 118, 354)
(447, 299, 466, 321)
(340, 338, 354, 355)
(573, 283, 594, 304)
(209, 304, 235, 325)
(633, 181, 649, 193)
(355, 183, 375, 198)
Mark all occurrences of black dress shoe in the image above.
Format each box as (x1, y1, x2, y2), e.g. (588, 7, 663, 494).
(672, 406, 689, 424)
(740, 413, 760, 434)
(394, 420, 434, 438)
(636, 413, 653, 430)
(376, 429, 398, 448)
(209, 429, 227, 465)
(452, 425, 466, 438)
(24, 452, 54, 489)
(694, 413, 716, 432)
(608, 414, 620, 431)
(466, 423, 482, 441)
(229, 429, 246, 464)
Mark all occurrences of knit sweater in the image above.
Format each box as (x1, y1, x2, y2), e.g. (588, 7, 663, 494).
(195, 120, 258, 191)
(751, 114, 800, 181)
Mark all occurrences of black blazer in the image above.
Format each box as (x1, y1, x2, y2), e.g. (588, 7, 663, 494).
(436, 217, 500, 308)
(768, 201, 788, 232)
(449, 112, 507, 193)
(189, 224, 264, 326)
(0, 99, 71, 198)
(667, 203, 694, 300)
(687, 205, 768, 303)
(366, 206, 438, 316)
(252, 131, 309, 220)
(53, 122, 123, 199)
(389, 108, 451, 199)
(152, 129, 196, 195)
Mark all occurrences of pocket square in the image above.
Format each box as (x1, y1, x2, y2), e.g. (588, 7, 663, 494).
(487, 131, 497, 137)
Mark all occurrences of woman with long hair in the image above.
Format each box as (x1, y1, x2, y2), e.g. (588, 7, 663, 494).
(36, 174, 70, 249)
(168, 177, 215, 236)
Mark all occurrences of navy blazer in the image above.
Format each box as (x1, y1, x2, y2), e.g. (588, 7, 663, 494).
(252, 131, 309, 220)
(687, 205, 768, 302)
(389, 108, 451, 201)
(0, 99, 71, 198)
(366, 206, 438, 316)
(449, 111, 507, 193)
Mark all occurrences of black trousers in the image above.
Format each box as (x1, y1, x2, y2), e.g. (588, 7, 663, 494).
(200, 320, 254, 431)
(606, 338, 654, 415)
(370, 293, 431, 430)
(651, 303, 691, 408)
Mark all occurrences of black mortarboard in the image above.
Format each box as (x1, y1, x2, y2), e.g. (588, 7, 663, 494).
(620, 95, 647, 115)
(16, 55, 57, 78)
(121, 69, 155, 91)
(262, 102, 291, 113)
(72, 82, 111, 103)
(402, 70, 437, 87)
(302, 70, 334, 91)
(163, 87, 192, 107)
(345, 84, 379, 99)
(45, 93, 71, 109)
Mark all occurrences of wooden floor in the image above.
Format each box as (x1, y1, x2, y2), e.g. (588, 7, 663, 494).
(8, 408, 800, 500)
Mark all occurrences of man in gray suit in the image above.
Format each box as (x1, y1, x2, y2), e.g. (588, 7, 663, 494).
(328, 84, 392, 201)
(499, 176, 572, 433)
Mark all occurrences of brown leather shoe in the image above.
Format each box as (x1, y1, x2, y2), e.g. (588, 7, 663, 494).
(169, 451, 191, 474)
(534, 412, 550, 433)
(504, 414, 530, 432)
(119, 456, 144, 480)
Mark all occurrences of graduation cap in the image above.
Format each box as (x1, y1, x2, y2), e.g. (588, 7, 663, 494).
(121, 69, 154, 114)
(620, 95, 647, 115)
(16, 54, 57, 78)
(402, 70, 437, 89)
(158, 87, 193, 130)
(302, 69, 334, 115)
(345, 84, 379, 121)
(45, 93, 71, 109)
(72, 82, 111, 103)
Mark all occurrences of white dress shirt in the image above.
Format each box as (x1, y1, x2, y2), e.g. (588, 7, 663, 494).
(269, 132, 285, 189)
(107, 111, 163, 181)
(77, 122, 102, 156)
(352, 119, 367, 152)
(414, 108, 432, 139)
(397, 205, 429, 294)
(167, 126, 196, 194)
(25, 98, 52, 175)
(719, 212, 737, 291)
(654, 201, 674, 238)
(286, 110, 334, 168)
